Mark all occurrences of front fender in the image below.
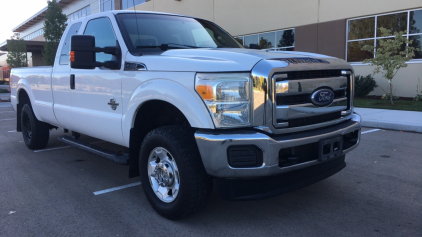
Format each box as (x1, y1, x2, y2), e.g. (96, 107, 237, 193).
(122, 78, 214, 147)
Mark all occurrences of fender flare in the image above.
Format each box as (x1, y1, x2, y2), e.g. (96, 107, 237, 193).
(16, 79, 42, 120)
(122, 79, 214, 147)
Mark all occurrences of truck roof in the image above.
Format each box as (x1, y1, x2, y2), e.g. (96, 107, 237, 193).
(111, 10, 203, 21)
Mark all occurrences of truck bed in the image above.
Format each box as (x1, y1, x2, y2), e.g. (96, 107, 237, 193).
(11, 66, 58, 126)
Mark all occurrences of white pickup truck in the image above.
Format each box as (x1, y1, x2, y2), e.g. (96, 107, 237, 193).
(11, 10, 361, 219)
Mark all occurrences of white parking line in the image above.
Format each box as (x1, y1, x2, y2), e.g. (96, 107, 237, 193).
(93, 182, 141, 195)
(34, 146, 71, 153)
(8, 130, 17, 133)
(361, 129, 381, 134)
(0, 118, 16, 121)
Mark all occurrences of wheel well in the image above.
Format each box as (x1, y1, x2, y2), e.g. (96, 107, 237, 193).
(129, 100, 191, 178)
(18, 89, 31, 106)
(16, 89, 31, 132)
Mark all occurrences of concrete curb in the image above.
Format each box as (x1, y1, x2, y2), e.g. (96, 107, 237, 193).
(355, 108, 422, 134)
(361, 120, 422, 133)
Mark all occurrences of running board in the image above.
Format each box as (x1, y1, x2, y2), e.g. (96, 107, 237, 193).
(58, 136, 129, 165)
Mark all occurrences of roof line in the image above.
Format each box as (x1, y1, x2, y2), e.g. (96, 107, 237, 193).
(12, 0, 71, 32)
(12, 6, 48, 32)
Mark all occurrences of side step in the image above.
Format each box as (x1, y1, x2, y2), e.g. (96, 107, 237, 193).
(58, 136, 129, 165)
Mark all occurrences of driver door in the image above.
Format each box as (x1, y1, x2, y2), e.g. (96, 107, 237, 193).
(68, 17, 124, 145)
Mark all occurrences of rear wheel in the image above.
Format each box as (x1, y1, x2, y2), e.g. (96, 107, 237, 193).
(139, 126, 212, 220)
(21, 104, 49, 150)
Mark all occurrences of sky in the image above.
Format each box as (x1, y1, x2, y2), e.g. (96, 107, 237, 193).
(0, 0, 48, 46)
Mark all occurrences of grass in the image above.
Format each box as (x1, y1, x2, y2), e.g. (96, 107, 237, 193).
(0, 89, 10, 93)
(354, 99, 422, 112)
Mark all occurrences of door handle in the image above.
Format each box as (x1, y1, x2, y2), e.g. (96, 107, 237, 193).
(70, 74, 75, 90)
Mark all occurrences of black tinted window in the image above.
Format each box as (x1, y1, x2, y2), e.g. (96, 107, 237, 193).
(84, 17, 117, 63)
(60, 22, 82, 65)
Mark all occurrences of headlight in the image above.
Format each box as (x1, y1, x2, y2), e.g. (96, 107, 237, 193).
(195, 73, 251, 128)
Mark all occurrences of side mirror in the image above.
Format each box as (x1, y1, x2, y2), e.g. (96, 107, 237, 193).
(249, 44, 261, 50)
(70, 35, 121, 70)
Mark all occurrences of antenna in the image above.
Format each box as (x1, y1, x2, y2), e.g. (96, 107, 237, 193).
(133, 0, 142, 56)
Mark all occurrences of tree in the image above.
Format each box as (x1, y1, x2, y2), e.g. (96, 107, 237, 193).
(6, 33, 27, 68)
(278, 30, 295, 48)
(43, 0, 67, 66)
(362, 27, 418, 105)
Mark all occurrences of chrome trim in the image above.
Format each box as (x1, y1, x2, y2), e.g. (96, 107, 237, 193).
(195, 113, 361, 178)
(275, 98, 347, 120)
(272, 73, 349, 129)
(277, 114, 353, 134)
(277, 97, 347, 109)
(275, 76, 347, 95)
(250, 57, 354, 134)
(251, 60, 289, 126)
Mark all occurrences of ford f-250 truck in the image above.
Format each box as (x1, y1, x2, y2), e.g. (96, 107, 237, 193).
(10, 10, 361, 219)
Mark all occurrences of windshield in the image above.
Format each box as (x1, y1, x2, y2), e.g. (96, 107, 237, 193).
(115, 13, 243, 54)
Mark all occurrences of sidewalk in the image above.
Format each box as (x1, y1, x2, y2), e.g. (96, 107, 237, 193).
(355, 108, 422, 133)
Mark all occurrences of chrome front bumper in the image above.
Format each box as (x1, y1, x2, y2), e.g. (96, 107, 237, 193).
(195, 113, 361, 178)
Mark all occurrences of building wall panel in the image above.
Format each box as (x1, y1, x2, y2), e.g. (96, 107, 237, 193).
(295, 23, 318, 54)
(353, 63, 422, 97)
(319, 0, 422, 23)
(214, 0, 319, 36)
(317, 19, 346, 60)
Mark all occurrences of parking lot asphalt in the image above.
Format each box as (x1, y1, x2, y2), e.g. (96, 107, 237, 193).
(1, 105, 421, 236)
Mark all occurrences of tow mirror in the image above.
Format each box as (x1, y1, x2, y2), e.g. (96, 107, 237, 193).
(70, 35, 121, 70)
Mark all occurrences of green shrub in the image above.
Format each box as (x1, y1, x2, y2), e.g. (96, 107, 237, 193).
(0, 88, 10, 93)
(381, 93, 399, 101)
(414, 79, 422, 101)
(355, 74, 378, 97)
(415, 93, 422, 101)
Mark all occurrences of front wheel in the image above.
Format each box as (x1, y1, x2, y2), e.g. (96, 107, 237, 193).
(21, 104, 49, 150)
(139, 126, 212, 220)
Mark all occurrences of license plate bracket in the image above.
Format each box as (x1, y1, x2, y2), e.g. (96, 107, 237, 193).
(319, 136, 343, 161)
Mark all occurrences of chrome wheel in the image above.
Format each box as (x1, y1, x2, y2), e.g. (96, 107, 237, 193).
(147, 147, 180, 203)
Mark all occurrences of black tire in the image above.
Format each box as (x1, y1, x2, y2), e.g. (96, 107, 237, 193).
(139, 125, 212, 220)
(21, 104, 50, 150)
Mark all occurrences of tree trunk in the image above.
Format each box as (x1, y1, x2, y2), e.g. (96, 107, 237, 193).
(390, 82, 394, 106)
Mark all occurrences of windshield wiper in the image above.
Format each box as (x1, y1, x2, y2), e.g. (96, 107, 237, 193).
(136, 43, 199, 50)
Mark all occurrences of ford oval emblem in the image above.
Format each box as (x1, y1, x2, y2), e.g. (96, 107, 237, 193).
(311, 89, 335, 107)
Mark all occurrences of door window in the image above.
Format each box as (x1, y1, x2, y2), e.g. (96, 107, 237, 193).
(59, 22, 82, 65)
(84, 17, 117, 63)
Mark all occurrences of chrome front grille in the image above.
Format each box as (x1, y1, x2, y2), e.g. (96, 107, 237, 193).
(272, 70, 352, 130)
(276, 86, 347, 106)
(284, 70, 343, 79)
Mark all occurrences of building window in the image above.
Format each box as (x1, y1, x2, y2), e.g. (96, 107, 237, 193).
(347, 8, 422, 63)
(68, 5, 91, 23)
(22, 28, 44, 41)
(235, 29, 295, 51)
(100, 0, 115, 12)
(122, 0, 146, 9)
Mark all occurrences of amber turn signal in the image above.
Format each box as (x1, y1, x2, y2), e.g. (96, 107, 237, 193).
(196, 85, 213, 100)
(69, 51, 75, 62)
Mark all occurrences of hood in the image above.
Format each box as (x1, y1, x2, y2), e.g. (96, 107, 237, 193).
(139, 48, 349, 72)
